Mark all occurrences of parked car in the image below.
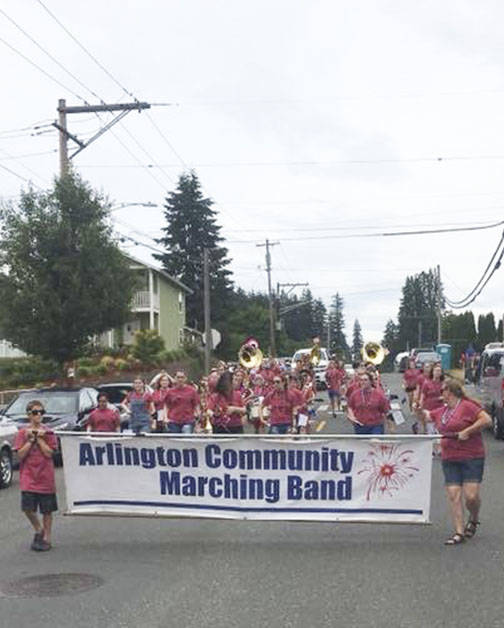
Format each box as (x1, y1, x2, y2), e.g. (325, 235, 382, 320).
(0, 418, 17, 488)
(292, 348, 330, 389)
(415, 352, 441, 368)
(0, 387, 99, 463)
(475, 343, 504, 439)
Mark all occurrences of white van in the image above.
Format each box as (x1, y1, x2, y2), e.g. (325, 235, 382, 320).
(292, 347, 329, 389)
(476, 343, 504, 439)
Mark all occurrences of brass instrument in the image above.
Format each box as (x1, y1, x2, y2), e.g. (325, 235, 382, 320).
(309, 344, 321, 366)
(238, 337, 263, 369)
(361, 341, 386, 366)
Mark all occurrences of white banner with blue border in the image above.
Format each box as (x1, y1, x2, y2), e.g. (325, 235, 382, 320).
(60, 435, 433, 523)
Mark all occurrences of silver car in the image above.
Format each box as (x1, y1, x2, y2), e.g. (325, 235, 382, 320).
(0, 418, 17, 488)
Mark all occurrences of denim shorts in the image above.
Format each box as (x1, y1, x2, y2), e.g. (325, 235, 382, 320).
(167, 422, 194, 434)
(442, 458, 485, 485)
(328, 389, 341, 399)
(269, 424, 290, 435)
(353, 423, 384, 435)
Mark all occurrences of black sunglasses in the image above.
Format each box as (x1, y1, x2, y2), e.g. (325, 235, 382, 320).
(30, 409, 45, 415)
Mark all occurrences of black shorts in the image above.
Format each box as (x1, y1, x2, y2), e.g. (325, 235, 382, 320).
(21, 491, 58, 514)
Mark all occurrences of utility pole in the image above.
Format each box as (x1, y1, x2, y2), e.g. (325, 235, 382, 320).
(436, 264, 442, 345)
(54, 99, 151, 176)
(257, 239, 279, 357)
(203, 248, 212, 374)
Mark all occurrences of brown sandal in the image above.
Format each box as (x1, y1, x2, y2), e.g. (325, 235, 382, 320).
(444, 533, 465, 546)
(464, 520, 480, 538)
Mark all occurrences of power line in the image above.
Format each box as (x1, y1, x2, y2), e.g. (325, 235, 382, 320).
(0, 7, 103, 102)
(0, 161, 42, 187)
(224, 219, 504, 244)
(0, 34, 85, 101)
(35, 0, 135, 99)
(445, 231, 504, 308)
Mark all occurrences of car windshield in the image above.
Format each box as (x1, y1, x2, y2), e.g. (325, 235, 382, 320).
(417, 353, 440, 363)
(98, 386, 131, 404)
(5, 391, 78, 417)
(293, 349, 328, 362)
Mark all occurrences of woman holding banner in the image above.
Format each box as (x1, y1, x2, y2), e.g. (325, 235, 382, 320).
(122, 377, 155, 434)
(427, 379, 491, 546)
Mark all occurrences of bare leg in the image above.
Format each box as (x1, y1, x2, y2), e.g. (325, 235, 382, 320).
(445, 485, 464, 534)
(463, 483, 481, 523)
(42, 513, 53, 543)
(24, 510, 42, 533)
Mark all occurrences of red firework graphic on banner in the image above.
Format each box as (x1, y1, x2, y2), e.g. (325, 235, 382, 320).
(357, 443, 420, 501)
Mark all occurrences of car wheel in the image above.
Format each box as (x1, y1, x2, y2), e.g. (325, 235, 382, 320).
(492, 406, 504, 440)
(0, 449, 13, 488)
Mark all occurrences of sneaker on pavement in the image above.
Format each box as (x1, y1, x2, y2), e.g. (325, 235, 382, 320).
(31, 532, 43, 551)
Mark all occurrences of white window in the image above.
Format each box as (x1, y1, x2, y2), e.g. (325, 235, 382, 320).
(178, 291, 184, 313)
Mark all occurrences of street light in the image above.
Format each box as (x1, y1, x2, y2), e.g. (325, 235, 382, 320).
(108, 202, 159, 212)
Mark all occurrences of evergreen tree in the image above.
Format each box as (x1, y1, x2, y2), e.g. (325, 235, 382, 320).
(382, 319, 400, 355)
(155, 171, 232, 330)
(0, 173, 134, 364)
(397, 269, 441, 349)
(311, 298, 328, 341)
(477, 313, 497, 349)
(328, 293, 348, 357)
(442, 311, 477, 363)
(352, 319, 364, 359)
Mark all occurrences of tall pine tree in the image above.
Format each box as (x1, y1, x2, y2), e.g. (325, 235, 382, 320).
(352, 319, 363, 360)
(155, 172, 232, 330)
(328, 293, 349, 357)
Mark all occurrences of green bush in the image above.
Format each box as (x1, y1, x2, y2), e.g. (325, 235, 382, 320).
(94, 364, 108, 376)
(77, 357, 96, 368)
(0, 357, 61, 388)
(77, 365, 91, 377)
(114, 358, 128, 371)
(132, 330, 165, 364)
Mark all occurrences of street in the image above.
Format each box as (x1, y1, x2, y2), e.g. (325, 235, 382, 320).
(1, 373, 503, 628)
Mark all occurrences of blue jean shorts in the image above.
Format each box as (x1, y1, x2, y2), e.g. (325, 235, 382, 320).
(442, 458, 485, 485)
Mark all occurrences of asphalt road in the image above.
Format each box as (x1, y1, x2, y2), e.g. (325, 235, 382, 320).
(1, 373, 503, 628)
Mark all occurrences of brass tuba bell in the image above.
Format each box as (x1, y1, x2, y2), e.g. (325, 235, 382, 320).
(238, 338, 263, 369)
(361, 341, 385, 366)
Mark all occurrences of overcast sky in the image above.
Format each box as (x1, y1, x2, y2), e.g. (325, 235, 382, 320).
(1, 0, 503, 345)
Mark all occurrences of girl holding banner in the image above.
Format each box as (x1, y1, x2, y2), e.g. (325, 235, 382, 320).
(208, 371, 247, 434)
(427, 379, 492, 546)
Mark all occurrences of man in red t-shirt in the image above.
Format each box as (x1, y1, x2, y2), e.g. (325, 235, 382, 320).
(13, 400, 58, 552)
(165, 370, 201, 433)
(86, 392, 120, 432)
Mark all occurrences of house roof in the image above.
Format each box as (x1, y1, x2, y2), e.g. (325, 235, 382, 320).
(124, 253, 193, 294)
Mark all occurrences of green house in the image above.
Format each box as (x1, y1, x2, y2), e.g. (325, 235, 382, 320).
(101, 255, 192, 351)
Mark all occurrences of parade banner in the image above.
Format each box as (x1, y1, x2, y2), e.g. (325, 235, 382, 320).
(60, 435, 433, 523)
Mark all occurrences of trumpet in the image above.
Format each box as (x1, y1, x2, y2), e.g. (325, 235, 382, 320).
(361, 341, 385, 366)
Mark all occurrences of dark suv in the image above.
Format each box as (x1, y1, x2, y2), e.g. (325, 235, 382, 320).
(1, 387, 98, 462)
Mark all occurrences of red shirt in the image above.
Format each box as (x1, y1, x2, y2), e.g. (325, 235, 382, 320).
(421, 379, 443, 411)
(207, 373, 219, 393)
(348, 388, 390, 426)
(289, 388, 305, 413)
(152, 388, 171, 411)
(87, 407, 120, 432)
(165, 385, 200, 424)
(326, 367, 344, 391)
(263, 389, 296, 425)
(14, 427, 58, 494)
(431, 399, 485, 460)
(346, 377, 361, 399)
(208, 391, 244, 428)
(403, 369, 419, 390)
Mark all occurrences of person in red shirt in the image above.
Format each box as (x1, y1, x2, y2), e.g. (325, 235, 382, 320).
(402, 358, 419, 411)
(86, 392, 120, 432)
(347, 372, 390, 435)
(13, 400, 58, 552)
(426, 379, 491, 546)
(419, 364, 444, 438)
(164, 370, 200, 434)
(151, 374, 172, 433)
(345, 363, 366, 400)
(121, 377, 155, 434)
(326, 360, 345, 416)
(260, 375, 299, 434)
(208, 371, 247, 434)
